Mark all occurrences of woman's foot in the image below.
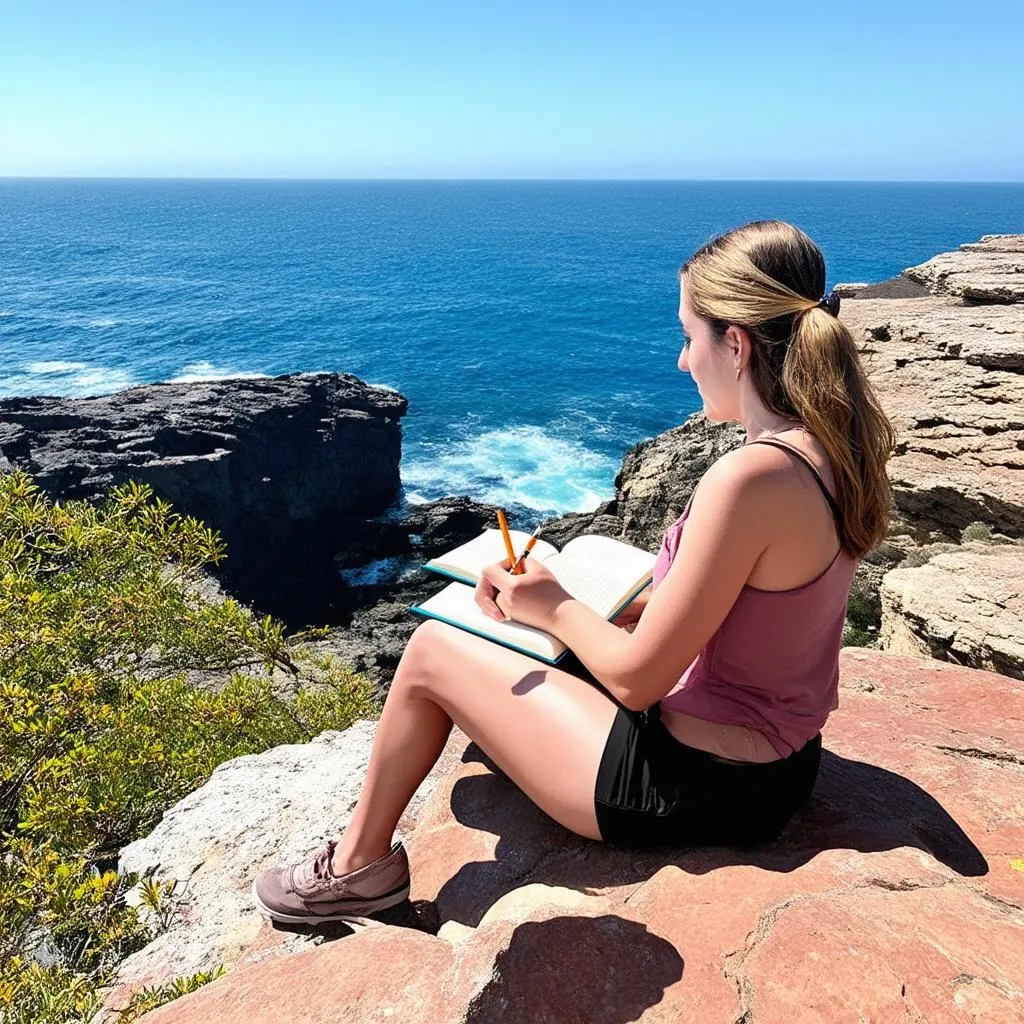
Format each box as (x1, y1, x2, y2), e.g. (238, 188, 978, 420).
(252, 838, 410, 924)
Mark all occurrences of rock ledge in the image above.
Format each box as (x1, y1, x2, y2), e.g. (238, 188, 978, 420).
(115, 649, 1023, 1023)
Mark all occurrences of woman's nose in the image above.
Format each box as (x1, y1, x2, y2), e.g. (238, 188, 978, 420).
(678, 346, 689, 372)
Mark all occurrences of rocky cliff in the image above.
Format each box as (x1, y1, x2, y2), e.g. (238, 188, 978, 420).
(0, 372, 408, 629)
(841, 234, 1024, 676)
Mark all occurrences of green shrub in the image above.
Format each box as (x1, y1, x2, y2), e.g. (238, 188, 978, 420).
(0, 470, 379, 1022)
(960, 521, 1005, 544)
(0, 837, 150, 1024)
(898, 541, 962, 570)
(898, 547, 932, 569)
(841, 579, 879, 648)
(112, 968, 227, 1024)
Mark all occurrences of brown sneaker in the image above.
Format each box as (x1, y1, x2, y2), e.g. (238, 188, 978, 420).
(252, 839, 411, 925)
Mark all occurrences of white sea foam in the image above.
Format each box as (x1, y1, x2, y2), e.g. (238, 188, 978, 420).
(168, 361, 270, 383)
(87, 317, 118, 328)
(402, 424, 616, 516)
(25, 361, 90, 374)
(9, 361, 137, 398)
(66, 368, 137, 394)
(402, 491, 432, 506)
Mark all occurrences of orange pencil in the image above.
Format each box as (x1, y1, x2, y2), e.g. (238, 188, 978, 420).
(496, 509, 517, 572)
(510, 527, 541, 574)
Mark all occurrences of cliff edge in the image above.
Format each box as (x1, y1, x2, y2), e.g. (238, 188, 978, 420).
(0, 372, 407, 629)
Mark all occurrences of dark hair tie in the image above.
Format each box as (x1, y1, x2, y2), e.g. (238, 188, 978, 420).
(817, 290, 841, 317)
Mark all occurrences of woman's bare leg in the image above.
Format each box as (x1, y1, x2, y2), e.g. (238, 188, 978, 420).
(329, 628, 456, 873)
(330, 619, 620, 876)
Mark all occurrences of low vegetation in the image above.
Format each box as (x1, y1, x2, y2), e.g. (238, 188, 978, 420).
(841, 578, 879, 648)
(0, 471, 379, 1023)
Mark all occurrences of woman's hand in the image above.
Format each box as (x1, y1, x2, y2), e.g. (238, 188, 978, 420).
(474, 556, 574, 631)
(610, 590, 650, 633)
(611, 604, 642, 633)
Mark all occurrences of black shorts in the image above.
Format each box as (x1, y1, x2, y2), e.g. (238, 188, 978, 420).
(560, 654, 822, 850)
(595, 701, 821, 849)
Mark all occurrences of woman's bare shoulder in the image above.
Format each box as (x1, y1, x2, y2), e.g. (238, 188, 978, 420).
(707, 439, 798, 487)
(685, 446, 788, 529)
(695, 433, 834, 529)
(712, 430, 829, 477)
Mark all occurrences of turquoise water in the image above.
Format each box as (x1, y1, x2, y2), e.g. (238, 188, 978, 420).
(2, 179, 1023, 517)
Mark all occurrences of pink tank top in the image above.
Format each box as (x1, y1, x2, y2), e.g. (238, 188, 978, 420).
(655, 439, 860, 758)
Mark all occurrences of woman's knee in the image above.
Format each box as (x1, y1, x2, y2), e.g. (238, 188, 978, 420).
(409, 618, 453, 645)
(395, 619, 458, 696)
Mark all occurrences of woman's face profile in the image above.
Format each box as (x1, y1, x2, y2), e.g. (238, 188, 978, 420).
(677, 282, 743, 423)
(678, 284, 717, 417)
(677, 284, 694, 373)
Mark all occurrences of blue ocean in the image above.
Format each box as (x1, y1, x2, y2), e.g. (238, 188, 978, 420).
(2, 180, 1023, 519)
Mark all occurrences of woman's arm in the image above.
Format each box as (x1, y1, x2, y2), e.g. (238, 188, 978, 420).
(475, 450, 776, 710)
(549, 456, 774, 709)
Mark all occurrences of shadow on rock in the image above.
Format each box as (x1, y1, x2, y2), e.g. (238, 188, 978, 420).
(464, 915, 682, 1024)
(781, 748, 988, 877)
(265, 897, 424, 938)
(434, 743, 986, 927)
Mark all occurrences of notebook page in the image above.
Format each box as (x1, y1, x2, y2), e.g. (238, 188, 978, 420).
(545, 556, 634, 620)
(559, 534, 657, 584)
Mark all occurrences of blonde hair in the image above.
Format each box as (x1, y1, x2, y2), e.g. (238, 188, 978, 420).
(681, 220, 896, 559)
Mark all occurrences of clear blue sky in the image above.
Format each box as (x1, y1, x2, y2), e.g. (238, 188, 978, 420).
(1, 0, 1021, 179)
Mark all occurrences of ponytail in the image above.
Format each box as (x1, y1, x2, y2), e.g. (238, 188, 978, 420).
(784, 305, 896, 556)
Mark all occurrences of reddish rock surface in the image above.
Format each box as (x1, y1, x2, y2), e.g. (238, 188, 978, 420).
(138, 927, 456, 1023)
(138, 648, 1024, 1024)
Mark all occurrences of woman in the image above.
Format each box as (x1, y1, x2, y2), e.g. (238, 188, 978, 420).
(253, 220, 896, 925)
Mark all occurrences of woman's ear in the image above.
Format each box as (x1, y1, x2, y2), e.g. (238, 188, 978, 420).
(724, 323, 752, 372)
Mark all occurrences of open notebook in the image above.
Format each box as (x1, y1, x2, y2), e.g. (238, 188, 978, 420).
(411, 529, 656, 664)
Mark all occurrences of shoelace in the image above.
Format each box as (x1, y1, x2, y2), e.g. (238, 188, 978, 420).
(310, 839, 340, 882)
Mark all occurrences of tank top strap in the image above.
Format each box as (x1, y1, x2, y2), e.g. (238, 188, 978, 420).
(744, 438, 845, 532)
(680, 478, 702, 518)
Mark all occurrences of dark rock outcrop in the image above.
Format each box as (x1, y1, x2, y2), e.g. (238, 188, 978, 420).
(0, 372, 407, 629)
(835, 275, 930, 300)
(329, 496, 504, 697)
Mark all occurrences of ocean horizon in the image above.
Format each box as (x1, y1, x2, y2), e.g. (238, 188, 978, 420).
(3, 179, 1023, 521)
(4, 176, 1022, 182)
